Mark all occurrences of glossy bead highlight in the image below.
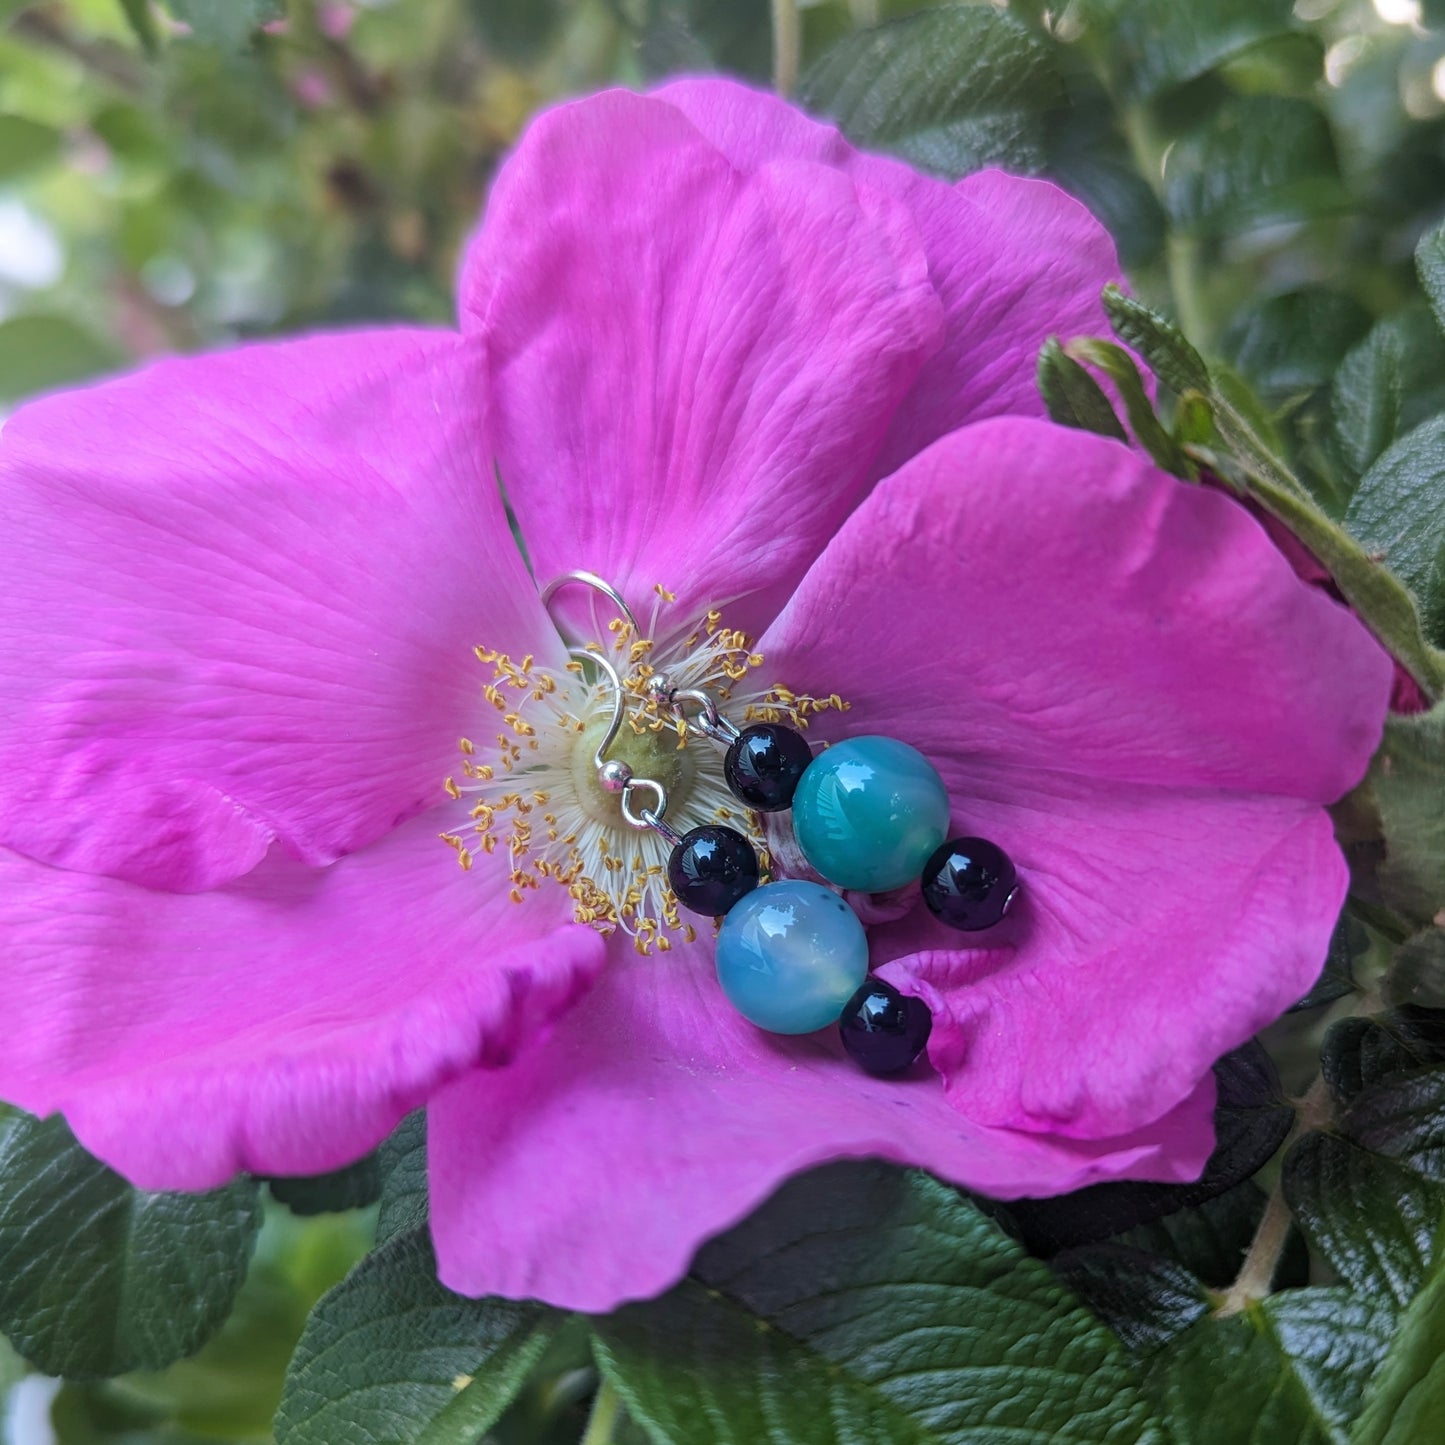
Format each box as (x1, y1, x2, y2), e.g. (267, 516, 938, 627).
(838, 979, 933, 1076)
(921, 836, 1018, 931)
(723, 722, 813, 812)
(667, 826, 759, 917)
(792, 736, 950, 892)
(714, 880, 869, 1034)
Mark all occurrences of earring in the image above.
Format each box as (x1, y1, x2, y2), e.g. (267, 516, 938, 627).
(540, 572, 1020, 1077)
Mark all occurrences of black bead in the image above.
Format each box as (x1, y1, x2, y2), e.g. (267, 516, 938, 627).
(921, 836, 1018, 931)
(667, 825, 760, 917)
(723, 723, 813, 812)
(839, 979, 933, 1076)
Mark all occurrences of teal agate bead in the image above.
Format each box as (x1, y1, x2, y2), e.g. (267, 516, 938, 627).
(793, 736, 950, 892)
(715, 880, 869, 1034)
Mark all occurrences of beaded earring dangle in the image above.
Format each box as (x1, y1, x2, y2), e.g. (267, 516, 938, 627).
(540, 572, 1020, 1077)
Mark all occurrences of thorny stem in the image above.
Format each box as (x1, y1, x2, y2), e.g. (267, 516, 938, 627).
(771, 0, 801, 95)
(1214, 1073, 1332, 1318)
(579, 1377, 625, 1445)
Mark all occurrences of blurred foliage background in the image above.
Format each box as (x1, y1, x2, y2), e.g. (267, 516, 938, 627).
(5, 0, 1445, 1440)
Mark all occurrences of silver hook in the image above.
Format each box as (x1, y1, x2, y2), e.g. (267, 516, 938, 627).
(666, 687, 740, 745)
(540, 570, 643, 640)
(567, 646, 631, 791)
(544, 574, 675, 838)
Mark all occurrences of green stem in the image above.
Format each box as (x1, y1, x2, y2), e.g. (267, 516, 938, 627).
(771, 0, 801, 95)
(1216, 1068, 1336, 1318)
(580, 1378, 624, 1445)
(848, 0, 880, 24)
(1118, 102, 1214, 350)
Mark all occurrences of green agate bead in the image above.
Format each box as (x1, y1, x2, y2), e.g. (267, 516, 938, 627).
(715, 880, 869, 1034)
(793, 736, 950, 892)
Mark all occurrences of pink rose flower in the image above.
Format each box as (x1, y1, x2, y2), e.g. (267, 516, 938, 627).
(0, 80, 1392, 1311)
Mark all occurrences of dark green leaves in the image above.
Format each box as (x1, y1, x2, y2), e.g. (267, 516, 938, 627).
(375, 1110, 428, 1244)
(799, 6, 1062, 177)
(275, 1229, 558, 1445)
(1344, 418, 1445, 644)
(1417, 217, 1445, 338)
(1037, 338, 1127, 442)
(1163, 97, 1345, 238)
(0, 1114, 261, 1378)
(1158, 1291, 1395, 1445)
(1331, 308, 1445, 488)
(1283, 1133, 1443, 1307)
(268, 1156, 382, 1217)
(595, 1163, 1164, 1445)
(1369, 705, 1445, 922)
(1099, 0, 1298, 100)
(1354, 1268, 1445, 1445)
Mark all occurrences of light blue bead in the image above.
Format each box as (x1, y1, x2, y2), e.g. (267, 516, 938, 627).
(715, 880, 869, 1035)
(793, 735, 950, 893)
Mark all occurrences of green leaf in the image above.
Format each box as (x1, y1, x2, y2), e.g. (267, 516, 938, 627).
(163, 0, 282, 51)
(117, 0, 159, 54)
(637, 0, 771, 81)
(1119, 1182, 1274, 1289)
(0, 315, 124, 404)
(375, 1110, 427, 1244)
(1037, 337, 1127, 442)
(1007, 1044, 1292, 1253)
(1417, 217, 1445, 339)
(0, 1113, 261, 1379)
(1389, 928, 1445, 1010)
(1064, 336, 1193, 475)
(1354, 1265, 1445, 1445)
(1102, 285, 1209, 396)
(1096, 0, 1297, 100)
(1223, 288, 1370, 403)
(1290, 914, 1364, 1012)
(1331, 307, 1445, 489)
(0, 113, 60, 180)
(1282, 1131, 1445, 1307)
(1344, 1067, 1445, 1185)
(1159, 1290, 1394, 1445)
(1163, 96, 1346, 238)
(1368, 704, 1445, 922)
(274, 1229, 558, 1445)
(1045, 116, 1167, 269)
(267, 1156, 382, 1217)
(799, 5, 1063, 177)
(594, 1162, 1165, 1445)
(1320, 1014, 1445, 1104)
(1050, 1245, 1209, 1357)
(1344, 416, 1445, 644)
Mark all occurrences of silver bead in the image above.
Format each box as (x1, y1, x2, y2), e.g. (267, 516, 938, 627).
(598, 758, 633, 792)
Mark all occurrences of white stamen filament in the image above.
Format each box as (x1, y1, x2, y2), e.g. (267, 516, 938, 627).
(440, 596, 846, 954)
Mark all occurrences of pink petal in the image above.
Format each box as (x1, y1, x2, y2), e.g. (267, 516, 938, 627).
(0, 817, 606, 1190)
(760, 417, 1393, 1137)
(657, 78, 1128, 473)
(428, 951, 1215, 1311)
(872, 778, 1344, 1136)
(0, 329, 552, 891)
(458, 88, 943, 636)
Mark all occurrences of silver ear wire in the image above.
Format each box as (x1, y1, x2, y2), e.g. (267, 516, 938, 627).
(543, 573, 677, 840)
(540, 570, 642, 640)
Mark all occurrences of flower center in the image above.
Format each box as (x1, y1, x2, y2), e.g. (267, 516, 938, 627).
(440, 597, 845, 952)
(568, 716, 698, 830)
